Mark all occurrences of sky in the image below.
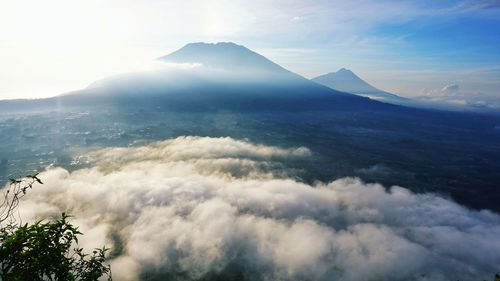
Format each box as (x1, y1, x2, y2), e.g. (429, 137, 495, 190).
(0, 0, 499, 104)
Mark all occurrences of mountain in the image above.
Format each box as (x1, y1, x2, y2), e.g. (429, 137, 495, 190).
(312, 68, 410, 104)
(1, 42, 388, 113)
(159, 42, 290, 74)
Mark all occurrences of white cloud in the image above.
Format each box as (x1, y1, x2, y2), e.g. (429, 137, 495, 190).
(10, 136, 500, 280)
(441, 83, 460, 93)
(417, 83, 500, 111)
(356, 163, 397, 177)
(452, 0, 500, 11)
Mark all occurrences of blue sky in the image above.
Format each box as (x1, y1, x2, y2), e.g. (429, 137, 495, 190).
(0, 0, 499, 107)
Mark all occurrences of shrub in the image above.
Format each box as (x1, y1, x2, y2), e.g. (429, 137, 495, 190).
(0, 174, 112, 280)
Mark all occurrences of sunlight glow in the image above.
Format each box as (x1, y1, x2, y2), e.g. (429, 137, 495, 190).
(0, 0, 162, 99)
(0, 0, 498, 102)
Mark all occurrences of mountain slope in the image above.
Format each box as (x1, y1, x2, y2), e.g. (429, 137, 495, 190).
(159, 42, 290, 74)
(312, 68, 409, 104)
(1, 42, 388, 113)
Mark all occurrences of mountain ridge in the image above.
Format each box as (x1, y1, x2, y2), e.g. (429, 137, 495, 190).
(0, 42, 382, 112)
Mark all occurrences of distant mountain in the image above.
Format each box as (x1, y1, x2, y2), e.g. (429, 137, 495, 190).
(1, 42, 389, 113)
(312, 68, 410, 104)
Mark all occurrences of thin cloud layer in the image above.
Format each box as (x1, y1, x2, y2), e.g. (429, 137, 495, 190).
(417, 83, 500, 111)
(13, 136, 500, 281)
(441, 83, 460, 93)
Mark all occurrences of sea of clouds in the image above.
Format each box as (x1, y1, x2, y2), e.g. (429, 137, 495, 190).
(12, 136, 500, 281)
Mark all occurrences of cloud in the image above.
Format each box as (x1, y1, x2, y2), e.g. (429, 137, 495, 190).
(11, 136, 500, 281)
(355, 163, 410, 178)
(453, 0, 500, 11)
(441, 83, 460, 93)
(417, 83, 500, 111)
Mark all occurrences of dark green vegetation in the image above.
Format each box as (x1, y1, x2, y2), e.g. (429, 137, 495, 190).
(0, 176, 111, 280)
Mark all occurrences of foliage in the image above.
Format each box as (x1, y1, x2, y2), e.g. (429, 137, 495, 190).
(0, 174, 112, 280)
